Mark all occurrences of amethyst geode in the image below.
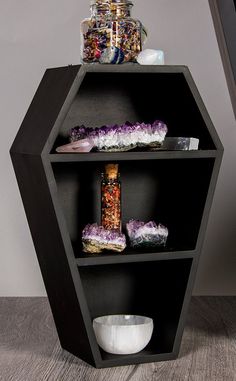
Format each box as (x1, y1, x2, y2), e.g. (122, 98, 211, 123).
(70, 120, 168, 152)
(82, 223, 126, 254)
(126, 220, 168, 248)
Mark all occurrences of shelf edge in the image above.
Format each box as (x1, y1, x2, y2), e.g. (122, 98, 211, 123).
(76, 250, 195, 267)
(49, 150, 217, 163)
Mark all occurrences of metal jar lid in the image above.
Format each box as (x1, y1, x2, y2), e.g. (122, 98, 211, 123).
(90, 0, 133, 5)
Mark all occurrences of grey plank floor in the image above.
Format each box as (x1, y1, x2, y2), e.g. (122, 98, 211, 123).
(0, 297, 235, 381)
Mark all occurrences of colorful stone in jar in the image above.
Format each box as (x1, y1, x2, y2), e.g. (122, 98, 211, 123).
(99, 46, 125, 64)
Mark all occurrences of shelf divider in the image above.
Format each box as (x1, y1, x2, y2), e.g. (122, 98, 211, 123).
(50, 150, 217, 162)
(76, 250, 195, 267)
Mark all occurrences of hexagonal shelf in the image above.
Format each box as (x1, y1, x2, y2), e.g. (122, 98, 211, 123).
(10, 64, 223, 368)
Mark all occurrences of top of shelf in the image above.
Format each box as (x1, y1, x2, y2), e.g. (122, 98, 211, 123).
(49, 150, 217, 163)
(73, 63, 190, 74)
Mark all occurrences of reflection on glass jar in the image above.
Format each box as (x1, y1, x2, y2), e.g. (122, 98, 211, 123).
(81, 0, 146, 63)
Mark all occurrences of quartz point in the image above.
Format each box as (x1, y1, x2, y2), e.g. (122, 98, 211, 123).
(158, 137, 199, 151)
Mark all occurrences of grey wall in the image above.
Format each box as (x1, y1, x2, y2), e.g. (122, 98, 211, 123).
(0, 0, 235, 296)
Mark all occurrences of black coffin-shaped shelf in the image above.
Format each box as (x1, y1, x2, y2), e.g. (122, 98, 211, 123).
(10, 64, 223, 368)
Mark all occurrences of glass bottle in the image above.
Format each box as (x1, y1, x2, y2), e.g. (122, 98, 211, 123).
(81, 0, 146, 64)
(101, 164, 121, 230)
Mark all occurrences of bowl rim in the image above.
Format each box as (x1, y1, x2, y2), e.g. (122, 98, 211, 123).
(93, 314, 153, 327)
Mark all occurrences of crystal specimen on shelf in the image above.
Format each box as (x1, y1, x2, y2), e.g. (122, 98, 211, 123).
(56, 120, 167, 153)
(82, 223, 126, 254)
(137, 49, 165, 65)
(126, 220, 168, 248)
(56, 138, 94, 153)
(157, 137, 199, 151)
(59, 120, 168, 153)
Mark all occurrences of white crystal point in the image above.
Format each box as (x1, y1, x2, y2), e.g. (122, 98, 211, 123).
(137, 49, 165, 65)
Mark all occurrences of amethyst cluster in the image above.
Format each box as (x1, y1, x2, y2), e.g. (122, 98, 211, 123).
(82, 223, 126, 254)
(70, 120, 168, 152)
(126, 220, 168, 248)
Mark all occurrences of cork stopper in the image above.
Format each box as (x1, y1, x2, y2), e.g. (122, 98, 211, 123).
(105, 164, 119, 179)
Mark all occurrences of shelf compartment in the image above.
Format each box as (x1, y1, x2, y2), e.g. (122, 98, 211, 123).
(52, 70, 217, 153)
(52, 158, 214, 256)
(78, 258, 192, 365)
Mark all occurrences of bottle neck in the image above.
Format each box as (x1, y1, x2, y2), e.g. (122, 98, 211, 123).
(91, 2, 132, 19)
(102, 173, 120, 182)
(111, 3, 132, 18)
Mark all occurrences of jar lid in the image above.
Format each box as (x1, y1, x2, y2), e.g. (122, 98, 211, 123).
(90, 0, 133, 5)
(111, 0, 133, 3)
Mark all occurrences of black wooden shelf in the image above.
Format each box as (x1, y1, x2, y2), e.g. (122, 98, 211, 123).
(76, 249, 195, 267)
(49, 150, 217, 162)
(10, 64, 223, 368)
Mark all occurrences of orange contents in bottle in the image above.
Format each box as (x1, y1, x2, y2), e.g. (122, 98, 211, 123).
(101, 164, 121, 230)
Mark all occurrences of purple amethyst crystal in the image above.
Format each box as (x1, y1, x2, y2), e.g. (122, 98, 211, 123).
(82, 223, 126, 253)
(126, 220, 168, 248)
(70, 120, 168, 152)
(70, 125, 88, 142)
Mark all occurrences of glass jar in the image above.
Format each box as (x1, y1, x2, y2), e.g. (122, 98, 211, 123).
(101, 164, 121, 230)
(81, 0, 146, 63)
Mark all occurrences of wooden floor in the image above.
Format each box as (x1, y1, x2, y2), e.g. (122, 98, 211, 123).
(0, 297, 235, 381)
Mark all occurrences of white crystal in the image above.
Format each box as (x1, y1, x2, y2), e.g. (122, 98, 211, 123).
(137, 49, 165, 65)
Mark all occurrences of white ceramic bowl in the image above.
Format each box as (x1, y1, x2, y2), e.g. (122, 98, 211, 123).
(93, 314, 154, 355)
